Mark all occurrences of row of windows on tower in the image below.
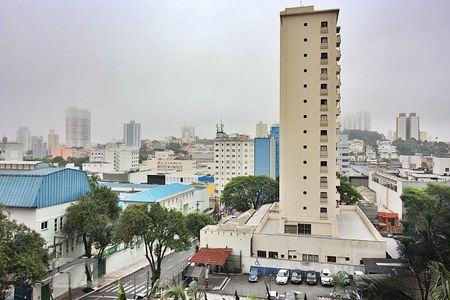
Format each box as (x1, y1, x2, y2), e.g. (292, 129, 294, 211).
(303, 21, 328, 27)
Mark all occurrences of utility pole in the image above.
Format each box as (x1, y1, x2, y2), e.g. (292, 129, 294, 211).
(146, 270, 150, 296)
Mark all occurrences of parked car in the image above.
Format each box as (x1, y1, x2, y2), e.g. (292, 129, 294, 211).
(290, 269, 303, 284)
(269, 290, 279, 300)
(306, 270, 317, 285)
(320, 269, 334, 286)
(276, 269, 290, 285)
(248, 268, 260, 282)
(336, 271, 351, 285)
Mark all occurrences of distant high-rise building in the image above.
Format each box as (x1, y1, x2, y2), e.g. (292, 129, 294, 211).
(254, 136, 276, 179)
(396, 113, 408, 140)
(65, 107, 91, 148)
(396, 113, 420, 140)
(181, 125, 196, 144)
(48, 129, 59, 154)
(420, 131, 428, 141)
(214, 123, 254, 196)
(408, 113, 420, 140)
(255, 121, 269, 138)
(16, 126, 31, 152)
(342, 111, 370, 131)
(31, 136, 47, 159)
(270, 124, 280, 179)
(123, 120, 141, 149)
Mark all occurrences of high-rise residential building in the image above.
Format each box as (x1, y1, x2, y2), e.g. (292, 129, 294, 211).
(213, 123, 254, 196)
(279, 6, 343, 225)
(395, 112, 420, 140)
(181, 125, 196, 144)
(408, 113, 420, 140)
(200, 6, 385, 272)
(255, 121, 269, 138)
(16, 126, 31, 152)
(48, 129, 59, 154)
(396, 113, 408, 140)
(123, 120, 141, 149)
(65, 107, 91, 148)
(337, 133, 350, 176)
(31, 136, 47, 159)
(270, 124, 280, 179)
(342, 111, 370, 131)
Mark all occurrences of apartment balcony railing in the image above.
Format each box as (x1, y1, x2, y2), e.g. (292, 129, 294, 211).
(336, 78, 341, 86)
(336, 34, 341, 47)
(320, 89, 328, 96)
(320, 42, 328, 49)
(320, 58, 328, 65)
(320, 136, 328, 143)
(337, 26, 341, 33)
(320, 73, 328, 80)
(336, 64, 341, 74)
(320, 212, 328, 220)
(336, 91, 341, 100)
(320, 182, 328, 188)
(336, 122, 342, 129)
(320, 198, 328, 205)
(320, 120, 328, 126)
(320, 166, 328, 173)
(336, 49, 341, 61)
(320, 105, 328, 112)
(336, 107, 341, 116)
(321, 26, 328, 34)
(320, 151, 328, 158)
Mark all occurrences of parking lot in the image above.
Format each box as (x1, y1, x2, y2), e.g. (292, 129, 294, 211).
(215, 274, 333, 299)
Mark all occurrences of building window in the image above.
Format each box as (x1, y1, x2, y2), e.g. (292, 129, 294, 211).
(302, 254, 319, 262)
(321, 115, 328, 121)
(303, 191, 307, 195)
(303, 161, 307, 165)
(321, 161, 328, 167)
(257, 250, 267, 258)
(321, 145, 327, 151)
(54, 219, 58, 232)
(303, 99, 307, 103)
(321, 68, 327, 74)
(304, 53, 307, 57)
(60, 217, 63, 231)
(303, 84, 307, 88)
(321, 21, 328, 27)
(303, 176, 307, 179)
(298, 224, 311, 235)
(284, 225, 297, 234)
(303, 206, 307, 210)
(303, 145, 307, 149)
(321, 37, 328, 43)
(303, 115, 307, 118)
(303, 130, 307, 133)
(321, 99, 327, 105)
(321, 83, 328, 89)
(269, 251, 278, 259)
(345, 257, 350, 261)
(321, 130, 327, 136)
(304, 69, 307, 73)
(41, 221, 48, 231)
(304, 38, 307, 42)
(327, 256, 337, 263)
(321, 53, 328, 59)
(304, 22, 307, 26)
(320, 207, 328, 213)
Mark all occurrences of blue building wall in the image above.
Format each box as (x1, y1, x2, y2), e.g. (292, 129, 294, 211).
(254, 138, 271, 177)
(270, 125, 280, 179)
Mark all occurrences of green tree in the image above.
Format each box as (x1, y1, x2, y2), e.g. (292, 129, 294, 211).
(64, 184, 120, 290)
(186, 280, 199, 300)
(116, 281, 127, 300)
(0, 207, 51, 300)
(429, 261, 450, 300)
(336, 173, 362, 205)
(342, 129, 384, 148)
(164, 281, 186, 300)
(50, 156, 67, 167)
(222, 176, 279, 211)
(398, 183, 450, 300)
(147, 279, 160, 299)
(186, 213, 215, 241)
(357, 275, 414, 300)
(139, 146, 149, 163)
(67, 156, 89, 169)
(114, 203, 191, 285)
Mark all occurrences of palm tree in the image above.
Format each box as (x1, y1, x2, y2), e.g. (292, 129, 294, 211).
(116, 281, 127, 300)
(331, 272, 351, 299)
(164, 281, 186, 300)
(429, 261, 450, 300)
(186, 280, 199, 300)
(357, 275, 414, 300)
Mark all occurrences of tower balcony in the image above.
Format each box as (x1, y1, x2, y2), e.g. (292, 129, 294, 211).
(320, 105, 328, 112)
(320, 120, 329, 127)
(320, 151, 328, 158)
(336, 49, 341, 61)
(336, 34, 341, 47)
(320, 136, 328, 143)
(320, 42, 328, 49)
(336, 64, 341, 74)
(320, 212, 328, 220)
(321, 26, 328, 34)
(336, 107, 341, 116)
(320, 88, 329, 96)
(320, 58, 328, 65)
(320, 166, 328, 173)
(320, 73, 328, 80)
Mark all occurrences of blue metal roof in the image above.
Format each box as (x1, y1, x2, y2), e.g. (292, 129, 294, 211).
(198, 176, 214, 183)
(0, 168, 90, 208)
(99, 182, 159, 190)
(122, 183, 194, 203)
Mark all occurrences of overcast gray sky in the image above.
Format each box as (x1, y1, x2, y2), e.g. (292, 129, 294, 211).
(1, 0, 449, 143)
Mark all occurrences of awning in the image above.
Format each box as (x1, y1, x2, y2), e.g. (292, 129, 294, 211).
(184, 266, 205, 278)
(188, 248, 232, 266)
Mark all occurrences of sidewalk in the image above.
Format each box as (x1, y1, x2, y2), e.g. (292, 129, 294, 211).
(56, 256, 150, 300)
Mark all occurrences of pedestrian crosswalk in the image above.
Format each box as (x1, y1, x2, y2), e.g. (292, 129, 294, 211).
(100, 280, 149, 296)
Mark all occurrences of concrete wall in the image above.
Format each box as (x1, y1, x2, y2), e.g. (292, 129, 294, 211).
(200, 227, 252, 257)
(433, 157, 450, 175)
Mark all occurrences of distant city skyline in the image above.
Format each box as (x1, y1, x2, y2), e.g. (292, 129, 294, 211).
(1, 0, 450, 142)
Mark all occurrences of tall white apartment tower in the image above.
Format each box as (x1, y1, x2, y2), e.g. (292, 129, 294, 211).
(279, 6, 341, 234)
(396, 113, 407, 140)
(16, 126, 31, 152)
(213, 123, 254, 196)
(407, 113, 420, 140)
(65, 107, 91, 148)
(123, 120, 141, 149)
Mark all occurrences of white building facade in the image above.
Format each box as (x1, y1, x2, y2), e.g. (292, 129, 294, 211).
(65, 107, 91, 148)
(123, 120, 141, 149)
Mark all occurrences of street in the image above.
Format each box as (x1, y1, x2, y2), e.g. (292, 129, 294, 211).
(81, 245, 196, 299)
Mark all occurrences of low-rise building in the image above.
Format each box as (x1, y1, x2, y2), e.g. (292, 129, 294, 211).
(0, 161, 48, 170)
(399, 155, 422, 169)
(377, 140, 398, 160)
(0, 142, 24, 161)
(433, 157, 450, 176)
(143, 150, 196, 173)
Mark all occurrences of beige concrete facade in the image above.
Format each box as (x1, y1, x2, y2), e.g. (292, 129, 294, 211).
(279, 6, 341, 235)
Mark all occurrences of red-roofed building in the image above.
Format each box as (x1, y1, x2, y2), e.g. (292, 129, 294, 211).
(189, 248, 232, 266)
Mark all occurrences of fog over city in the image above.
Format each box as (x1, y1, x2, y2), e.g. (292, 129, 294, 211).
(1, 0, 449, 142)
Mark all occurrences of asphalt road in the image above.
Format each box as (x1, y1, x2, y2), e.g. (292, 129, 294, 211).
(82, 245, 196, 300)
